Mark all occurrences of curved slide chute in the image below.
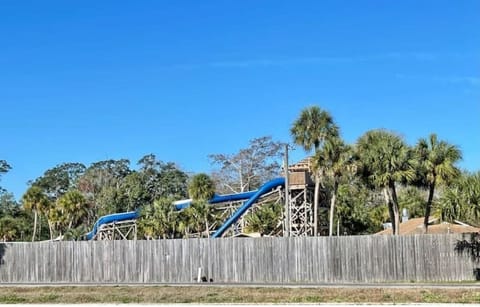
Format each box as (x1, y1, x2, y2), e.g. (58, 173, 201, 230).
(173, 190, 257, 211)
(85, 210, 140, 240)
(210, 190, 257, 204)
(211, 177, 285, 238)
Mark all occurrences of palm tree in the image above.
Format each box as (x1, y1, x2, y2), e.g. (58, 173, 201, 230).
(177, 209, 194, 238)
(188, 173, 216, 202)
(244, 202, 283, 235)
(139, 198, 177, 239)
(436, 186, 462, 223)
(356, 130, 416, 235)
(138, 204, 156, 239)
(462, 172, 480, 224)
(415, 134, 462, 233)
(291, 106, 339, 236)
(22, 186, 50, 241)
(47, 206, 67, 239)
(188, 173, 216, 237)
(63, 225, 87, 241)
(313, 136, 353, 236)
(0, 216, 20, 241)
(187, 201, 215, 237)
(435, 171, 480, 227)
(57, 190, 88, 231)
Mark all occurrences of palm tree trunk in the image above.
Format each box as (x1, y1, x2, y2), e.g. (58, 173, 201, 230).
(314, 176, 320, 236)
(423, 180, 436, 233)
(383, 187, 395, 235)
(389, 182, 400, 235)
(48, 221, 54, 240)
(31, 210, 38, 242)
(329, 180, 339, 236)
(205, 220, 210, 238)
(38, 215, 42, 240)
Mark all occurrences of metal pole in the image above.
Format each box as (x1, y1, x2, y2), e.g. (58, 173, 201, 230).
(284, 144, 290, 237)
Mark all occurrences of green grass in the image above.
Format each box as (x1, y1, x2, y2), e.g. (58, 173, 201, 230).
(421, 290, 448, 303)
(0, 294, 27, 303)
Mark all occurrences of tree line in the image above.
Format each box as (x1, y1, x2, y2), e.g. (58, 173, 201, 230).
(291, 106, 478, 236)
(0, 136, 283, 241)
(0, 106, 479, 241)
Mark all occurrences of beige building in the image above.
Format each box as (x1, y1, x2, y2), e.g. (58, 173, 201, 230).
(376, 217, 480, 235)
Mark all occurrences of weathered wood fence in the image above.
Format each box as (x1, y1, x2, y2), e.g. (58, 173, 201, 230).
(0, 234, 478, 283)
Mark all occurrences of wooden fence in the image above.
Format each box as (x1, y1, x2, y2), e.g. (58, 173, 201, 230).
(0, 234, 478, 283)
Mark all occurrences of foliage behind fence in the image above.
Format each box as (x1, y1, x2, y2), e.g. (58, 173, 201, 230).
(0, 234, 478, 283)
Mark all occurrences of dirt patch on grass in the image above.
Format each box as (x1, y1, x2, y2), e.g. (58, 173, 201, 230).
(0, 286, 479, 304)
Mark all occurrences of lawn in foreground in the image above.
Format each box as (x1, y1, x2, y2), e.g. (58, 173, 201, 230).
(0, 286, 480, 304)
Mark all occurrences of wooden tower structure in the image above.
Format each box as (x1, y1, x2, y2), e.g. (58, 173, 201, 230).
(286, 157, 315, 236)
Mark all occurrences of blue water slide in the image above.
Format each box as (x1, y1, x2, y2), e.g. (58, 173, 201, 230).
(85, 210, 140, 240)
(173, 191, 257, 210)
(210, 191, 257, 204)
(212, 177, 285, 238)
(173, 199, 193, 210)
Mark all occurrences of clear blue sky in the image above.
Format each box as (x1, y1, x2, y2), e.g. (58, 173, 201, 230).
(1, 1, 479, 200)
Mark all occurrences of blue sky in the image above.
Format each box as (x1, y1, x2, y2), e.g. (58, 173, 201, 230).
(1, 0, 479, 200)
